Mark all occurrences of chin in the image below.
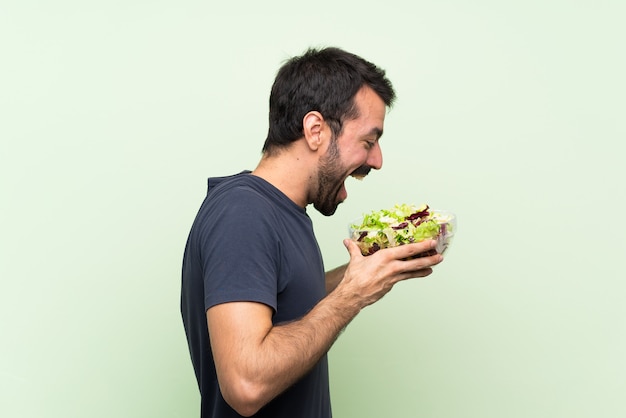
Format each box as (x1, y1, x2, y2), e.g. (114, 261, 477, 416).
(314, 200, 341, 217)
(314, 205, 337, 217)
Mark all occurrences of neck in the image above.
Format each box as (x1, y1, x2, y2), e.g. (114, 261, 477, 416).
(251, 145, 317, 209)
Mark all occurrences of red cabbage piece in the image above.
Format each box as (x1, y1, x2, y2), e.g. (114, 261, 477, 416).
(392, 222, 408, 230)
(406, 205, 430, 221)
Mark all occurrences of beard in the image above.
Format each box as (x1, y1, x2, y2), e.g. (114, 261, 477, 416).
(313, 138, 371, 216)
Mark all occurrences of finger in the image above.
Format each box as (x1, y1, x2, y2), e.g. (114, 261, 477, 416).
(388, 239, 438, 260)
(402, 252, 443, 274)
(395, 267, 434, 282)
(343, 239, 364, 259)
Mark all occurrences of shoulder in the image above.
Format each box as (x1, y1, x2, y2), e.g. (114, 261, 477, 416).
(192, 174, 282, 240)
(192, 172, 307, 244)
(207, 174, 279, 219)
(207, 172, 304, 219)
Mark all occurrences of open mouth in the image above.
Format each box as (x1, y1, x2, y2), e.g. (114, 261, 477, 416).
(349, 165, 371, 180)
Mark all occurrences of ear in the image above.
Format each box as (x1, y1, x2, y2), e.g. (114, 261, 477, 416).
(302, 111, 325, 151)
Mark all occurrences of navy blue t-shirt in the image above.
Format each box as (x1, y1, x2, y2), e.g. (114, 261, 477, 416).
(181, 172, 331, 418)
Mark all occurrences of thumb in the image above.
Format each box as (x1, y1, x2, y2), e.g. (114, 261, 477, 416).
(343, 239, 364, 258)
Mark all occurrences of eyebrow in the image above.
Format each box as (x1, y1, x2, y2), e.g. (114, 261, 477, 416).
(367, 127, 384, 140)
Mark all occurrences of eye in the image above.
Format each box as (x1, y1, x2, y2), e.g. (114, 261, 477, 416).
(364, 140, 376, 149)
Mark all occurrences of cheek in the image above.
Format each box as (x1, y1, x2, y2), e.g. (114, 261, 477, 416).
(343, 145, 368, 164)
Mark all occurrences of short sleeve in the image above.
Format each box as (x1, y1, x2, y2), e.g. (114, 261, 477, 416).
(197, 186, 281, 312)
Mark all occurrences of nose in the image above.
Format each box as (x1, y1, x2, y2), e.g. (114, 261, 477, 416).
(367, 142, 383, 170)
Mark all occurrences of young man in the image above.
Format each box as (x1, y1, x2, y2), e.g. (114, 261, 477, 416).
(181, 47, 444, 417)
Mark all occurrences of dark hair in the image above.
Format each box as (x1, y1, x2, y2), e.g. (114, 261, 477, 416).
(262, 47, 396, 154)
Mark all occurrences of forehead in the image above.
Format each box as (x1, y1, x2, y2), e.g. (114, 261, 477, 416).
(345, 86, 387, 137)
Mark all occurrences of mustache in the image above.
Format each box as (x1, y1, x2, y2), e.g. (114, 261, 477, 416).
(351, 165, 372, 178)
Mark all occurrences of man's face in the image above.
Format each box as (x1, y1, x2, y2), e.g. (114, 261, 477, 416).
(313, 86, 386, 216)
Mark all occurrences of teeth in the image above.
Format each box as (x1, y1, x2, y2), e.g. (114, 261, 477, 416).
(350, 173, 366, 180)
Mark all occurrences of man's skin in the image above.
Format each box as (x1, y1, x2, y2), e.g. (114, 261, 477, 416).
(206, 86, 444, 416)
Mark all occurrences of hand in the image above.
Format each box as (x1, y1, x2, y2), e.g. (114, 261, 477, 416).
(337, 239, 444, 309)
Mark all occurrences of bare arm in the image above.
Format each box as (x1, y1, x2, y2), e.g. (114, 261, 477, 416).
(325, 263, 347, 294)
(207, 238, 443, 416)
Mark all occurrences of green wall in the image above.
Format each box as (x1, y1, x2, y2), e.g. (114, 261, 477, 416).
(2, 1, 625, 417)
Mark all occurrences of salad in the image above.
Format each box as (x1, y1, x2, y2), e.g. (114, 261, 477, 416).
(349, 203, 455, 256)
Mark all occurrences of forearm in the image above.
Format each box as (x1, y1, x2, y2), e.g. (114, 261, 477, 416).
(263, 290, 359, 386)
(325, 263, 347, 294)
(247, 242, 441, 397)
